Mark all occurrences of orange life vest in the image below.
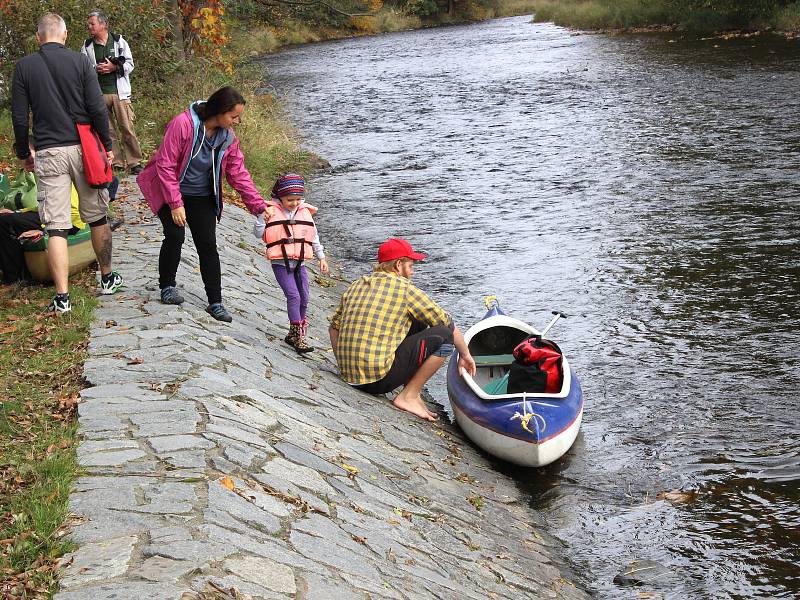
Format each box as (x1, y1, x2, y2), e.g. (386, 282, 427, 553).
(263, 200, 318, 269)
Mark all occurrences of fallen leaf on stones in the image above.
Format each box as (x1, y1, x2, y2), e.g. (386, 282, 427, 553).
(127, 357, 144, 365)
(393, 507, 413, 520)
(314, 274, 337, 287)
(105, 320, 117, 328)
(220, 476, 236, 491)
(0, 325, 17, 335)
(342, 463, 359, 478)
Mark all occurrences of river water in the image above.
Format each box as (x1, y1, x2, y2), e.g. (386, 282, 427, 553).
(259, 16, 800, 599)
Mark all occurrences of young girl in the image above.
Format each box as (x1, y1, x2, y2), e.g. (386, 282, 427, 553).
(254, 173, 328, 353)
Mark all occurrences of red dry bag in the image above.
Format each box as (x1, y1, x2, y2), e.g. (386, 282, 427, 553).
(76, 123, 113, 188)
(511, 336, 564, 393)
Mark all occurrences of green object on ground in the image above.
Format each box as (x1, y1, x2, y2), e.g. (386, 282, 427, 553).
(0, 172, 10, 198)
(2, 170, 38, 212)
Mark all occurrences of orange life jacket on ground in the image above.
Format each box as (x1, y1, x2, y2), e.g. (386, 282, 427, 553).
(263, 200, 318, 270)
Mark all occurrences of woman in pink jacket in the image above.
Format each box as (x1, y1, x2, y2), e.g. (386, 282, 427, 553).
(137, 87, 267, 322)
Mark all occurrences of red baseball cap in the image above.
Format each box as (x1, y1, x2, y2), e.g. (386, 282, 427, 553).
(377, 238, 426, 263)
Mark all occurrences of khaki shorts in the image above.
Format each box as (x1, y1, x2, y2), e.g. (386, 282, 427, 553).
(35, 145, 109, 230)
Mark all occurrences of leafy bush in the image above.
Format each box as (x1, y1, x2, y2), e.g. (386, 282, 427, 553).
(773, 1, 800, 30)
(0, 0, 176, 102)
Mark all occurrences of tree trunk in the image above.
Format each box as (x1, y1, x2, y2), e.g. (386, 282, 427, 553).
(168, 0, 185, 59)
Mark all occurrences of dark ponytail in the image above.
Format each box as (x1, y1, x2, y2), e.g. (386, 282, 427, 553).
(195, 86, 246, 121)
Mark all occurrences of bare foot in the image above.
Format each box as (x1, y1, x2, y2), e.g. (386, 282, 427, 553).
(392, 394, 438, 422)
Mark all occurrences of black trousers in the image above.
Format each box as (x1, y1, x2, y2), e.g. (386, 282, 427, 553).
(355, 324, 454, 395)
(157, 196, 221, 304)
(0, 211, 42, 283)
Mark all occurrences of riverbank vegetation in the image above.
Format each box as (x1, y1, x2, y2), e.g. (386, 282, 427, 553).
(0, 258, 97, 598)
(525, 0, 800, 32)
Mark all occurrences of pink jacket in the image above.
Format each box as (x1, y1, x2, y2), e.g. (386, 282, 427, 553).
(137, 103, 265, 219)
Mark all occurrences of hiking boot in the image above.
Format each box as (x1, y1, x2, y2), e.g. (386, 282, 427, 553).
(160, 286, 185, 305)
(206, 303, 232, 322)
(100, 271, 124, 295)
(285, 322, 301, 347)
(45, 293, 71, 314)
(294, 319, 314, 354)
(129, 164, 143, 175)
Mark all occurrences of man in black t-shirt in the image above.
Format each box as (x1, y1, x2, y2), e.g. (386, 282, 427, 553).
(11, 13, 124, 312)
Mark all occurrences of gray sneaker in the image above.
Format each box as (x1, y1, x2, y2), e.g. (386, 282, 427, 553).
(206, 303, 232, 322)
(160, 286, 185, 305)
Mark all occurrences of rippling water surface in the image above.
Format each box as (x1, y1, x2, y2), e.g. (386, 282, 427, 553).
(259, 17, 800, 598)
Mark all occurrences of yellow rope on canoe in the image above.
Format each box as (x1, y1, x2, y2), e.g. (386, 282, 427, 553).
(511, 411, 546, 436)
(484, 295, 498, 309)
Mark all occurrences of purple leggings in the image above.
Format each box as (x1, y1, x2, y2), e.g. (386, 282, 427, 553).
(272, 263, 309, 323)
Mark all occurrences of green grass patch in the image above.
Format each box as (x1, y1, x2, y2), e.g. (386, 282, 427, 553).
(773, 1, 800, 31)
(526, 0, 675, 29)
(523, 0, 798, 32)
(494, 0, 546, 18)
(0, 112, 95, 597)
(0, 270, 97, 597)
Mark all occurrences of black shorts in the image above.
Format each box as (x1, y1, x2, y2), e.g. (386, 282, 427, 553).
(355, 324, 454, 395)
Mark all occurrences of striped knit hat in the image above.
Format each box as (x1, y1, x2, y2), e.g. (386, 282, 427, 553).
(272, 173, 305, 198)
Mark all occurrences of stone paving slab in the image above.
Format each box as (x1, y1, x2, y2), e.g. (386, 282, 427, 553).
(54, 178, 588, 600)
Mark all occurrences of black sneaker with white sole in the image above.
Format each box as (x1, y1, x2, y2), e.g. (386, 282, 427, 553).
(100, 271, 124, 295)
(45, 293, 71, 314)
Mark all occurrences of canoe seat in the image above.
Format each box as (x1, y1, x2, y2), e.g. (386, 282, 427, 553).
(473, 354, 515, 367)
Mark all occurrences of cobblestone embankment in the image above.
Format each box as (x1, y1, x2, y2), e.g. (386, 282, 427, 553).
(55, 178, 588, 600)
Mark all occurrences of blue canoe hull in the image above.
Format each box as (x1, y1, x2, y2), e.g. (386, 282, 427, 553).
(446, 307, 583, 467)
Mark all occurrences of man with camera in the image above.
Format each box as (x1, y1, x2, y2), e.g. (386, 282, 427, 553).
(81, 10, 143, 175)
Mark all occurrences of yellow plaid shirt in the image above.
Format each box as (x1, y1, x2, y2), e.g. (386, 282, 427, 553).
(329, 272, 452, 385)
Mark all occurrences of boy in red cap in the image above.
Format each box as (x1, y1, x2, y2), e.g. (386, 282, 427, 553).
(329, 238, 475, 421)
